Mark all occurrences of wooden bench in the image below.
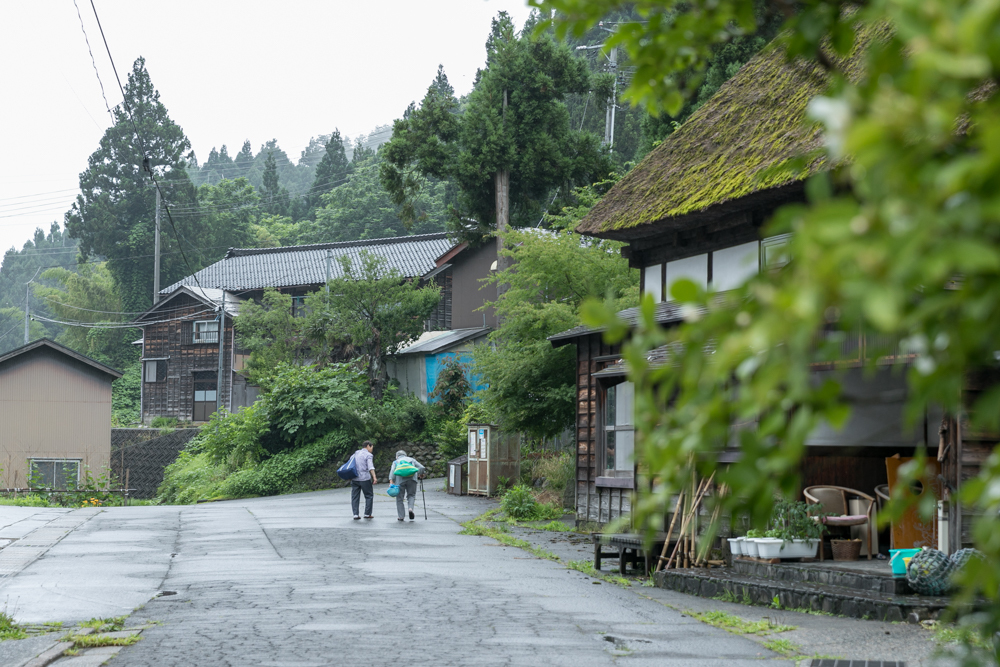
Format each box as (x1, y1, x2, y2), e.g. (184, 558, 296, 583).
(592, 533, 670, 577)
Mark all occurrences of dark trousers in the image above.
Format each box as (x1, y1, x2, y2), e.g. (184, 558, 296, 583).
(351, 479, 374, 517)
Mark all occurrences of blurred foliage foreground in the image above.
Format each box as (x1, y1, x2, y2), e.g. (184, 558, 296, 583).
(539, 0, 1000, 658)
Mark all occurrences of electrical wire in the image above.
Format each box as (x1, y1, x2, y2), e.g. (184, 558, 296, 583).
(33, 307, 216, 329)
(39, 295, 231, 318)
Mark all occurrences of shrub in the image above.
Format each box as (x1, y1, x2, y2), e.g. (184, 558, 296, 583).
(435, 419, 467, 460)
(429, 356, 471, 422)
(530, 453, 574, 493)
(221, 431, 351, 498)
(157, 451, 228, 504)
(359, 394, 434, 443)
(150, 416, 179, 429)
(262, 363, 366, 451)
(192, 403, 269, 471)
(501, 484, 539, 519)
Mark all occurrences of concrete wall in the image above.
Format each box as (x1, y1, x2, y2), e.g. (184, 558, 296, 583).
(0, 348, 114, 488)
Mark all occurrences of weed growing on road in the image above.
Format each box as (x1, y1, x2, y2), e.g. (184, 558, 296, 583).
(78, 616, 126, 632)
(713, 588, 753, 606)
(69, 633, 141, 648)
(687, 610, 794, 636)
(0, 611, 27, 641)
(566, 560, 631, 588)
(460, 516, 560, 562)
(934, 623, 992, 651)
(762, 637, 800, 656)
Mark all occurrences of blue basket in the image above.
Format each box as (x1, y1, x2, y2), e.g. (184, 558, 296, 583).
(889, 548, 921, 578)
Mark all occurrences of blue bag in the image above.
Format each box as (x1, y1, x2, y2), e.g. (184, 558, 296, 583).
(336, 452, 359, 481)
(387, 484, 400, 497)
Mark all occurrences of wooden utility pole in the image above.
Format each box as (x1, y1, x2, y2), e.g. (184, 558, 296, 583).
(153, 188, 161, 304)
(495, 88, 512, 294)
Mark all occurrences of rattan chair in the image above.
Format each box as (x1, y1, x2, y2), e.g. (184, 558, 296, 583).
(804, 485, 876, 560)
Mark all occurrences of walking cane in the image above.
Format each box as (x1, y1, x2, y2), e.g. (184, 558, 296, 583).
(419, 477, 428, 520)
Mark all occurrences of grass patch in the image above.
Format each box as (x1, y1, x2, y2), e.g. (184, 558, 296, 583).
(567, 560, 632, 588)
(0, 612, 27, 641)
(78, 616, 126, 632)
(934, 623, 994, 651)
(460, 517, 560, 562)
(762, 637, 800, 656)
(713, 588, 753, 606)
(688, 610, 794, 636)
(69, 633, 141, 648)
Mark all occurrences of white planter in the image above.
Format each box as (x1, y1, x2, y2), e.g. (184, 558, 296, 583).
(743, 539, 760, 558)
(755, 538, 784, 559)
(779, 539, 820, 559)
(727, 537, 744, 556)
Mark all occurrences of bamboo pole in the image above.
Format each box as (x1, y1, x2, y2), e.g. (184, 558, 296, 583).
(664, 471, 715, 570)
(655, 489, 685, 572)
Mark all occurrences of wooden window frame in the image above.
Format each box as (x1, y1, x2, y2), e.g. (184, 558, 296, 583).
(192, 320, 220, 344)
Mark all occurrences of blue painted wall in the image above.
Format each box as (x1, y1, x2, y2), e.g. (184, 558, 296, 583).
(425, 352, 487, 401)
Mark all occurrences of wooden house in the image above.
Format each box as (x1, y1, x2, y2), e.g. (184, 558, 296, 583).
(550, 26, 971, 549)
(134, 233, 454, 425)
(0, 338, 121, 488)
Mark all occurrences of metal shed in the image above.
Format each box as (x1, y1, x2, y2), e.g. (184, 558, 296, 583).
(447, 455, 468, 495)
(466, 424, 520, 497)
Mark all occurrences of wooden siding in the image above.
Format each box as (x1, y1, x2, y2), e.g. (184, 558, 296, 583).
(575, 333, 623, 524)
(141, 293, 235, 424)
(0, 349, 113, 487)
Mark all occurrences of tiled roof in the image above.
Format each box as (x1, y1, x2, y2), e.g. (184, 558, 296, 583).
(548, 301, 689, 344)
(162, 233, 454, 293)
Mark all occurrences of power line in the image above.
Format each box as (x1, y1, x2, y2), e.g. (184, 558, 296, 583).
(39, 295, 230, 318)
(34, 307, 216, 329)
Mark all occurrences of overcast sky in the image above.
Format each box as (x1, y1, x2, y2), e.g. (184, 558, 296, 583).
(0, 0, 533, 257)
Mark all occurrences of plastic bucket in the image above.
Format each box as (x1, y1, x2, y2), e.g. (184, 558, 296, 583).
(889, 548, 921, 578)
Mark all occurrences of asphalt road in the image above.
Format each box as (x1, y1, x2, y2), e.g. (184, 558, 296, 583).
(0, 483, 791, 666)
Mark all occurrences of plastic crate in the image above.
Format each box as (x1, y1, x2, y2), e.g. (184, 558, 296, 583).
(889, 548, 921, 578)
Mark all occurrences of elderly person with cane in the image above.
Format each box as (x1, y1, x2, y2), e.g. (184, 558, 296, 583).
(389, 450, 425, 521)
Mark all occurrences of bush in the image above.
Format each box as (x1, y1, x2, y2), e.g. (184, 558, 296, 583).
(192, 403, 269, 471)
(435, 419, 467, 460)
(501, 484, 539, 519)
(359, 394, 434, 443)
(150, 416, 179, 429)
(262, 363, 366, 451)
(531, 453, 575, 493)
(157, 451, 229, 504)
(221, 431, 351, 498)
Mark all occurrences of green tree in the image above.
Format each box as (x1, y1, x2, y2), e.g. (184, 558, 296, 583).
(233, 140, 254, 179)
(66, 57, 198, 314)
(0, 307, 45, 353)
(233, 289, 308, 385)
(192, 177, 260, 257)
(544, 0, 1000, 652)
(381, 17, 611, 244)
(308, 129, 351, 210)
(473, 186, 638, 440)
(304, 251, 440, 400)
(259, 151, 290, 217)
(33, 262, 135, 369)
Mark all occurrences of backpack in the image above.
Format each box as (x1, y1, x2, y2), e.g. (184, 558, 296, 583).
(393, 458, 420, 478)
(336, 451, 360, 481)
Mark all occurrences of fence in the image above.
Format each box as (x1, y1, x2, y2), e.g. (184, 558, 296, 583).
(110, 428, 201, 499)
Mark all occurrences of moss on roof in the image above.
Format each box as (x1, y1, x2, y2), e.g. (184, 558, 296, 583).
(577, 25, 885, 237)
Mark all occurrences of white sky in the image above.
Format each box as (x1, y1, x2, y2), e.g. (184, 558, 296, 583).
(0, 0, 534, 256)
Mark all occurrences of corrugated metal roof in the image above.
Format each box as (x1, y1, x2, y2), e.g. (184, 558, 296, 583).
(0, 338, 122, 378)
(162, 233, 455, 293)
(548, 301, 689, 344)
(396, 328, 491, 356)
(133, 286, 242, 323)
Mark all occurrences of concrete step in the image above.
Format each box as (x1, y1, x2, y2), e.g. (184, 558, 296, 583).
(732, 558, 911, 595)
(654, 566, 951, 623)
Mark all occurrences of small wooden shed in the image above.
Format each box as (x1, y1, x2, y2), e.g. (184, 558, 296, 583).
(466, 424, 520, 497)
(0, 339, 121, 489)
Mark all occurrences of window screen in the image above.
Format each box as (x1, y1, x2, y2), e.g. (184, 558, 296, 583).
(666, 254, 708, 299)
(603, 382, 635, 474)
(712, 241, 760, 291)
(29, 459, 80, 490)
(643, 264, 663, 303)
(193, 320, 220, 343)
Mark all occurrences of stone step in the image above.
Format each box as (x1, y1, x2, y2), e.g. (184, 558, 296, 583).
(654, 567, 951, 623)
(732, 558, 911, 595)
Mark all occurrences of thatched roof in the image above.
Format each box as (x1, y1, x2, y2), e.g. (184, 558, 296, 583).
(577, 27, 883, 240)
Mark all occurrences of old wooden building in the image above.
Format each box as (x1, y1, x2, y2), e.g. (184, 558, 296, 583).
(134, 233, 454, 424)
(0, 338, 121, 488)
(550, 25, 964, 543)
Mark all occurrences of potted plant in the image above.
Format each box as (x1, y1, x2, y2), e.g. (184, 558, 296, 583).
(743, 528, 765, 557)
(761, 499, 826, 559)
(727, 535, 745, 556)
(754, 529, 786, 559)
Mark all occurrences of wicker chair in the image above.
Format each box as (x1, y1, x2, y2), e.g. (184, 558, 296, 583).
(804, 485, 876, 560)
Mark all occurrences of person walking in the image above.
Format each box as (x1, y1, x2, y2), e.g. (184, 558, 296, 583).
(389, 450, 425, 521)
(351, 441, 377, 520)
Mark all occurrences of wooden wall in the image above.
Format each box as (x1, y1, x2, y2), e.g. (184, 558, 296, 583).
(141, 293, 235, 423)
(573, 332, 623, 524)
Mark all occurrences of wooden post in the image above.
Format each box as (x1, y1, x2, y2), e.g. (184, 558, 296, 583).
(124, 469, 130, 507)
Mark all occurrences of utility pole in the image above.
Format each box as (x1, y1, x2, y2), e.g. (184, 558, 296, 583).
(216, 292, 225, 414)
(23, 282, 29, 345)
(604, 44, 618, 152)
(153, 187, 161, 304)
(325, 249, 332, 294)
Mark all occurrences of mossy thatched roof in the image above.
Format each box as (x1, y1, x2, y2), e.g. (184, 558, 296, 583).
(577, 27, 882, 239)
